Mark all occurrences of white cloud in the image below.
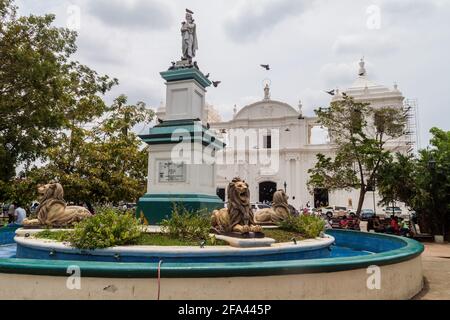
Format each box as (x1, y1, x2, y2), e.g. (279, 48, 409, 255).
(332, 33, 399, 57)
(381, 0, 439, 19)
(86, 0, 174, 30)
(319, 62, 356, 88)
(225, 0, 313, 43)
(14, 0, 450, 147)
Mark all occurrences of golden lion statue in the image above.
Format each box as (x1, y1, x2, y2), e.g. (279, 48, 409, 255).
(211, 178, 262, 235)
(23, 183, 92, 228)
(255, 189, 291, 224)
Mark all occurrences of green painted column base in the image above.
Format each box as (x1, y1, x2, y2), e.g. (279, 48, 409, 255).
(136, 193, 224, 225)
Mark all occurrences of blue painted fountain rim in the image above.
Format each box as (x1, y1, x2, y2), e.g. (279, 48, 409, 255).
(0, 230, 424, 278)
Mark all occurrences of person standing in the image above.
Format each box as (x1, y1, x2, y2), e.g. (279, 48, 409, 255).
(339, 216, 349, 229)
(388, 216, 400, 235)
(367, 216, 375, 232)
(8, 203, 15, 224)
(13, 203, 27, 225)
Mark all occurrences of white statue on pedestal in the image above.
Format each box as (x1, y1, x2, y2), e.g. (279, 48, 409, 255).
(264, 84, 271, 100)
(181, 9, 198, 64)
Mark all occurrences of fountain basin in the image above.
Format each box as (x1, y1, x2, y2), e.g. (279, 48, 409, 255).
(0, 229, 424, 300)
(14, 233, 335, 263)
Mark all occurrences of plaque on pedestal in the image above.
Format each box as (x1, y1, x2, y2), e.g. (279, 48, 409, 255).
(158, 161, 186, 183)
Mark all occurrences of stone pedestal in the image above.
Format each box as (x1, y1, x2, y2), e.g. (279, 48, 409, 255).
(161, 68, 210, 122)
(137, 68, 225, 225)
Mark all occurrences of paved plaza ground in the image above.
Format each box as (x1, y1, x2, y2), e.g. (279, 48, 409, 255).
(359, 221, 450, 300)
(414, 243, 450, 300)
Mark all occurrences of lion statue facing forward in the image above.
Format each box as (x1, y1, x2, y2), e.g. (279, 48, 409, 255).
(255, 189, 291, 224)
(211, 178, 262, 235)
(23, 183, 92, 228)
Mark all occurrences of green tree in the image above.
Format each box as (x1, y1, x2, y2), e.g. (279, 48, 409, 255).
(0, 0, 117, 181)
(0, 175, 36, 211)
(377, 128, 450, 239)
(424, 128, 450, 239)
(308, 96, 406, 214)
(376, 153, 416, 208)
(30, 95, 153, 205)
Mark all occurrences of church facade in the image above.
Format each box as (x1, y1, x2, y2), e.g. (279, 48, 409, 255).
(208, 60, 409, 212)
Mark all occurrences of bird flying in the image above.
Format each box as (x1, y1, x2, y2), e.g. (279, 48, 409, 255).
(325, 89, 335, 96)
(212, 81, 221, 88)
(260, 64, 270, 71)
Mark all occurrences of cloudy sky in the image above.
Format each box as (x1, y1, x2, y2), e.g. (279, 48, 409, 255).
(17, 0, 450, 147)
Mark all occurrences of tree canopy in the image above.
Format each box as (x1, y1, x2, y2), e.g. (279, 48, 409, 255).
(0, 0, 117, 181)
(0, 0, 154, 208)
(29, 95, 153, 205)
(377, 128, 450, 239)
(308, 95, 406, 214)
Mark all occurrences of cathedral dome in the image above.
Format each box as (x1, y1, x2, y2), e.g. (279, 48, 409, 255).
(234, 100, 300, 120)
(332, 58, 404, 102)
(234, 84, 299, 121)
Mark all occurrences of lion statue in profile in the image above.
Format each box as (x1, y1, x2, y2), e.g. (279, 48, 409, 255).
(211, 177, 262, 235)
(255, 189, 291, 224)
(23, 183, 92, 228)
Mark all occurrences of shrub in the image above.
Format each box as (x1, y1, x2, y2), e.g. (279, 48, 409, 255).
(68, 207, 142, 250)
(278, 215, 326, 239)
(161, 205, 211, 242)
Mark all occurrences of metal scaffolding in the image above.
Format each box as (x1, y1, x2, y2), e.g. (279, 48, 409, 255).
(403, 99, 420, 155)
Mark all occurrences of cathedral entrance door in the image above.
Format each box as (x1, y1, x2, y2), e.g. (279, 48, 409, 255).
(216, 188, 225, 202)
(259, 181, 277, 204)
(314, 188, 329, 208)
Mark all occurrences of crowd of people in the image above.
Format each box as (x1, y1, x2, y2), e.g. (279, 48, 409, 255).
(321, 212, 412, 237)
(367, 215, 411, 236)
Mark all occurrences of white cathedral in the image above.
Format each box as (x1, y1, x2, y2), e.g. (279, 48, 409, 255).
(157, 59, 413, 212)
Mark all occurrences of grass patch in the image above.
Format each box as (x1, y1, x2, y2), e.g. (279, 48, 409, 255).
(137, 233, 227, 246)
(263, 229, 306, 243)
(34, 230, 71, 242)
(34, 230, 228, 247)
